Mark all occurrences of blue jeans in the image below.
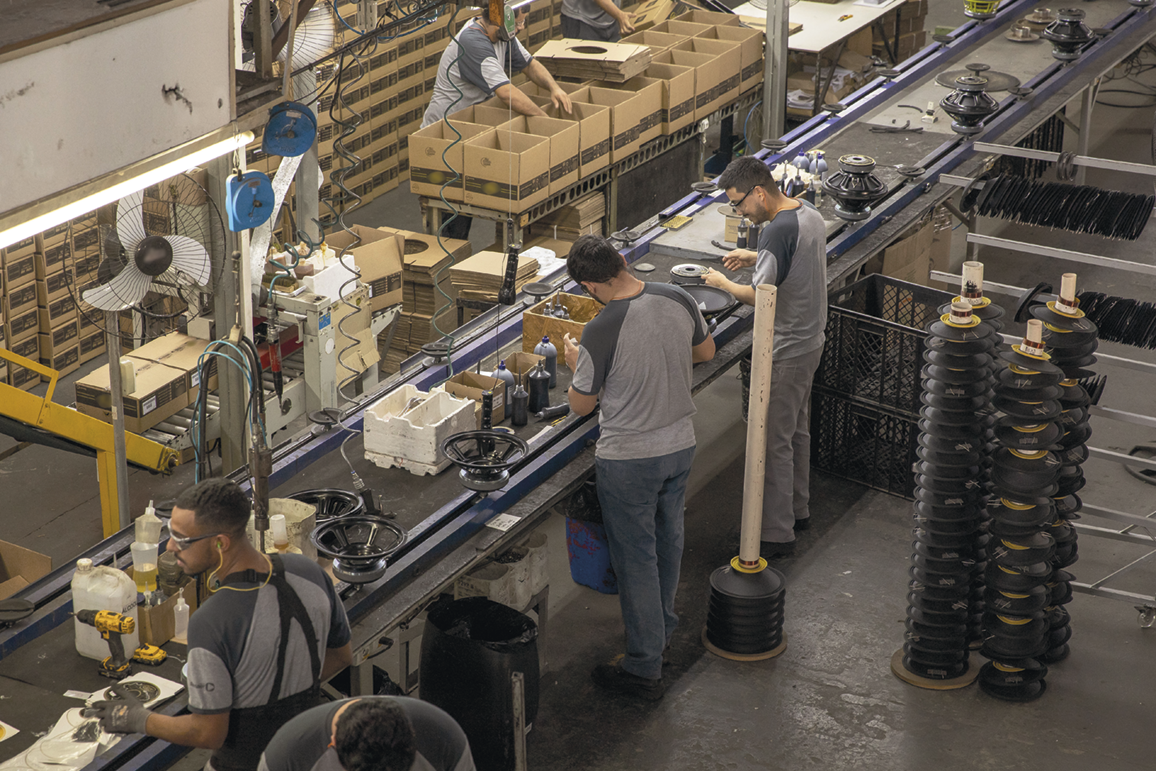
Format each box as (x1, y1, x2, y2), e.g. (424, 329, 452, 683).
(595, 446, 696, 680)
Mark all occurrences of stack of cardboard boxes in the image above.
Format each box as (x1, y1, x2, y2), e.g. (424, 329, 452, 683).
(785, 29, 876, 117)
(873, 0, 929, 63)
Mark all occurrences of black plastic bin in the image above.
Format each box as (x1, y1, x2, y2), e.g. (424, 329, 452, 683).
(816, 274, 953, 417)
(419, 597, 540, 771)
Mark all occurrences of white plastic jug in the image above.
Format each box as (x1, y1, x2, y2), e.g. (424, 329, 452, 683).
(72, 558, 140, 660)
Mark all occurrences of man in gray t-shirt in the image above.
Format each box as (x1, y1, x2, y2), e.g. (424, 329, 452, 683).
(259, 697, 474, 771)
(563, 235, 714, 700)
(560, 0, 636, 41)
(705, 156, 828, 558)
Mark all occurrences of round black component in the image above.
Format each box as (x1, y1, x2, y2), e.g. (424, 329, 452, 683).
(940, 76, 1000, 135)
(610, 229, 640, 244)
(135, 235, 175, 277)
(312, 516, 407, 584)
(307, 408, 343, 428)
(420, 339, 452, 360)
(1042, 8, 1094, 61)
(442, 431, 530, 493)
(285, 488, 365, 521)
(681, 284, 737, 319)
(105, 682, 162, 702)
(935, 69, 1021, 92)
(822, 154, 888, 221)
(692, 180, 720, 193)
(705, 565, 787, 656)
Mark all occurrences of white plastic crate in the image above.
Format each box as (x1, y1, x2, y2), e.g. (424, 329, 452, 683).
(363, 385, 475, 475)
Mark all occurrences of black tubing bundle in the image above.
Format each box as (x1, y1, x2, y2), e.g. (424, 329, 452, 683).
(980, 320, 1064, 701)
(972, 175, 1154, 240)
(902, 301, 997, 683)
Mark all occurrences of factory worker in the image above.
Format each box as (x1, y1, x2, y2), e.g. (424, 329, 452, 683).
(421, 7, 572, 240)
(704, 156, 828, 561)
(85, 478, 352, 771)
(560, 0, 636, 41)
(258, 696, 474, 771)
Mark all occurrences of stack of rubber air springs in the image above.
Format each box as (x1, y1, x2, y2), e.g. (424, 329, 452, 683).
(937, 262, 1004, 648)
(981, 319, 1064, 702)
(904, 300, 997, 683)
(1030, 273, 1097, 663)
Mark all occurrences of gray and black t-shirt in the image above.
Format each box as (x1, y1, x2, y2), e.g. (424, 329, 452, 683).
(186, 554, 351, 714)
(257, 697, 474, 771)
(422, 19, 533, 127)
(561, 0, 621, 32)
(751, 201, 828, 360)
(572, 283, 710, 461)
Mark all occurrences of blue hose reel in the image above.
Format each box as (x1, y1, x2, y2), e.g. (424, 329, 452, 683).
(262, 102, 318, 158)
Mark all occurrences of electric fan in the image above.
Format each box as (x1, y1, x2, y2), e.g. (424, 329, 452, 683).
(75, 173, 225, 340)
(240, 0, 337, 73)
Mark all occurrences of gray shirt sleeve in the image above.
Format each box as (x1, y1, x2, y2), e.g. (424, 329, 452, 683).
(571, 302, 628, 396)
(457, 26, 510, 94)
(752, 209, 800, 287)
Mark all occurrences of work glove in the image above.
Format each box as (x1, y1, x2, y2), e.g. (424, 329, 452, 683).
(82, 683, 153, 735)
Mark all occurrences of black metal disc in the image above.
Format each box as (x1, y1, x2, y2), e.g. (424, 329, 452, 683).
(937, 69, 1021, 92)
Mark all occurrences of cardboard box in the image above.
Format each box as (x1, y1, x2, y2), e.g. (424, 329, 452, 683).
(38, 295, 77, 334)
(72, 225, 101, 256)
(2, 250, 35, 291)
(533, 97, 612, 179)
(37, 221, 71, 249)
(650, 19, 712, 39)
(6, 305, 39, 344)
(5, 281, 38, 319)
(590, 76, 663, 145)
(0, 539, 52, 600)
(40, 342, 79, 381)
(3, 235, 37, 262)
(36, 268, 74, 306)
(504, 351, 545, 388)
(498, 115, 580, 196)
(644, 61, 696, 134)
(521, 292, 601, 366)
(673, 9, 742, 27)
(463, 131, 552, 211)
(126, 332, 219, 405)
(325, 225, 404, 311)
(442, 371, 506, 426)
(695, 24, 764, 92)
(865, 217, 933, 285)
(582, 85, 650, 162)
(621, 29, 684, 53)
(446, 104, 515, 128)
(672, 38, 740, 119)
(630, 0, 677, 31)
(79, 327, 107, 364)
(39, 319, 80, 359)
(124, 567, 200, 646)
(76, 359, 189, 434)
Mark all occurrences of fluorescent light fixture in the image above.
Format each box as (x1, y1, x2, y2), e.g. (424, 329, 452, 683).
(0, 131, 255, 252)
(509, 0, 535, 9)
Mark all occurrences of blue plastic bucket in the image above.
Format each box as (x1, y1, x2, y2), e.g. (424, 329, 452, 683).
(565, 517, 618, 594)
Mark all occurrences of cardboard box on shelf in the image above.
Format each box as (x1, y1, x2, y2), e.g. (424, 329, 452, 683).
(37, 222, 71, 250)
(590, 76, 663, 146)
(675, 37, 741, 116)
(3, 235, 37, 262)
(38, 295, 77, 334)
(76, 358, 189, 434)
(650, 19, 712, 39)
(441, 371, 506, 426)
(643, 61, 695, 134)
(36, 268, 74, 307)
(126, 331, 219, 405)
(2, 250, 35, 291)
(874, 30, 926, 61)
(463, 131, 551, 211)
(35, 240, 72, 279)
(39, 318, 80, 359)
(79, 327, 106, 364)
(695, 24, 764, 92)
(71, 224, 101, 256)
(630, 0, 677, 30)
(40, 343, 79, 381)
(325, 225, 404, 311)
(7, 306, 39, 344)
(522, 292, 602, 365)
(498, 115, 580, 195)
(0, 539, 52, 600)
(579, 86, 646, 162)
(6, 281, 38, 319)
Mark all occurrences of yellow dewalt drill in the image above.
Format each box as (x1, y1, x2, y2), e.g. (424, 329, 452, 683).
(76, 609, 167, 679)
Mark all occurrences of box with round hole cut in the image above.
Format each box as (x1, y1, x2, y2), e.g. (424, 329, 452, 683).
(378, 228, 471, 316)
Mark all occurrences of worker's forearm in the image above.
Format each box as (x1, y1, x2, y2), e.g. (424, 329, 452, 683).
(146, 713, 226, 750)
(525, 60, 560, 92)
(495, 84, 546, 117)
(718, 278, 756, 306)
(321, 643, 354, 681)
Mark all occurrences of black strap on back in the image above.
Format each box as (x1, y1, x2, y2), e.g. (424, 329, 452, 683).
(265, 554, 323, 700)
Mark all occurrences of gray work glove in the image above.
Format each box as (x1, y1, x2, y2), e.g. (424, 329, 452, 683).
(82, 683, 153, 734)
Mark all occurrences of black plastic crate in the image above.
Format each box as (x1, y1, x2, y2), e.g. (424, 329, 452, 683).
(810, 387, 918, 499)
(816, 274, 954, 417)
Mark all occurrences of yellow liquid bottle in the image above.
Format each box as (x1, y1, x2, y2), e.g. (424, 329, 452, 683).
(134, 563, 158, 594)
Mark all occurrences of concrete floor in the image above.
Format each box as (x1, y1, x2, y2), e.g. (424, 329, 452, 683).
(5, 6, 1156, 770)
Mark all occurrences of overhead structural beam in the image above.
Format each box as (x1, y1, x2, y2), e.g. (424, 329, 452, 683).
(966, 233, 1156, 277)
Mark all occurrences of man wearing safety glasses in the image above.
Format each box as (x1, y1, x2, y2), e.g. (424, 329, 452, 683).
(703, 156, 828, 561)
(85, 478, 352, 771)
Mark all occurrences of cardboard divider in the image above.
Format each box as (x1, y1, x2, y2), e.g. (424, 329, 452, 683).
(673, 9, 741, 27)
(463, 131, 552, 212)
(498, 115, 581, 195)
(650, 19, 712, 38)
(588, 76, 663, 146)
(536, 97, 612, 178)
(621, 29, 685, 53)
